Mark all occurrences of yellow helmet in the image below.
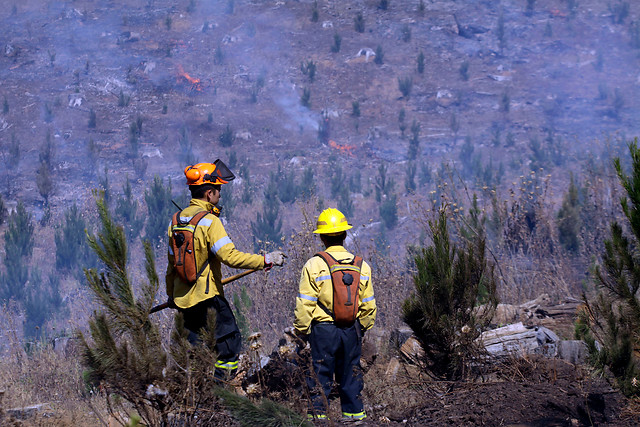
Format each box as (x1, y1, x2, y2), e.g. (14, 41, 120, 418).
(313, 208, 352, 234)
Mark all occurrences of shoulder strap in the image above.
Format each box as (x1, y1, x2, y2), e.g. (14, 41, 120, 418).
(190, 210, 209, 225)
(315, 251, 336, 267)
(191, 211, 212, 281)
(314, 252, 335, 319)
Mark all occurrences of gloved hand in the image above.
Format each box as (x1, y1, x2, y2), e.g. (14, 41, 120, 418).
(264, 251, 286, 269)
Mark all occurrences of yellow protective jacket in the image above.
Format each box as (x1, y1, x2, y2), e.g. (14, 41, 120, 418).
(166, 198, 265, 309)
(294, 245, 376, 335)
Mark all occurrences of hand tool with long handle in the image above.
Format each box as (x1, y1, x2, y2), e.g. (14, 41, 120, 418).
(150, 268, 260, 314)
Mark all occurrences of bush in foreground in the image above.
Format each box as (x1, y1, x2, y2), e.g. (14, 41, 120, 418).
(576, 139, 640, 397)
(403, 209, 498, 379)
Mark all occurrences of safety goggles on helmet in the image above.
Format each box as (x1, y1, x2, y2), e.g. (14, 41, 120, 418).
(184, 159, 235, 186)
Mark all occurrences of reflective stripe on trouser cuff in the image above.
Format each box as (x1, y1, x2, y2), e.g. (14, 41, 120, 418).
(215, 360, 239, 370)
(307, 414, 327, 420)
(342, 411, 366, 420)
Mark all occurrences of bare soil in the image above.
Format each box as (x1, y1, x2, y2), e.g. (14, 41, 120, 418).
(361, 357, 639, 427)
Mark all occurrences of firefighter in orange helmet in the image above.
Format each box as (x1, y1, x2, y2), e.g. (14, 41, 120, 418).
(166, 160, 286, 379)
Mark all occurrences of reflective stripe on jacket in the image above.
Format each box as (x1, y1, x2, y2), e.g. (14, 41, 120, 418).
(294, 245, 376, 335)
(166, 198, 265, 309)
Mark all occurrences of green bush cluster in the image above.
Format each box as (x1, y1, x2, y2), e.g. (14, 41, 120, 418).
(403, 209, 498, 379)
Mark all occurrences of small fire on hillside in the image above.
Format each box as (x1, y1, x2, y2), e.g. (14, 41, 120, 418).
(176, 64, 204, 91)
(329, 140, 355, 156)
(550, 9, 567, 18)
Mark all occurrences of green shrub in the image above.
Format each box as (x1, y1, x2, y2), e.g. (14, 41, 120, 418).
(398, 76, 412, 98)
(278, 166, 299, 204)
(300, 60, 316, 82)
(214, 44, 224, 65)
(338, 186, 353, 218)
(576, 139, 640, 396)
(330, 163, 344, 199)
(405, 162, 416, 193)
(354, 13, 365, 33)
(118, 89, 130, 107)
(631, 21, 640, 49)
(251, 173, 283, 252)
(331, 33, 341, 53)
(403, 210, 498, 379)
(88, 108, 96, 128)
(459, 60, 469, 81)
(417, 51, 425, 74)
(351, 100, 360, 117)
(36, 161, 53, 205)
(613, 88, 624, 118)
(144, 175, 173, 246)
(0, 194, 5, 225)
(2, 96, 8, 113)
(378, 0, 389, 10)
(55, 204, 95, 274)
(419, 161, 432, 186)
(311, 0, 318, 22)
(557, 174, 581, 253)
(525, 0, 535, 16)
(115, 177, 144, 243)
(374, 45, 384, 64)
(401, 24, 411, 42)
(497, 9, 506, 52)
(300, 87, 311, 108)
(379, 193, 397, 229)
(399, 108, 407, 137)
(43, 101, 53, 123)
(220, 183, 237, 219)
(219, 124, 235, 147)
(501, 91, 510, 112)
(225, 0, 234, 14)
(450, 113, 460, 136)
(375, 163, 393, 203)
(232, 286, 253, 341)
(24, 270, 63, 338)
(0, 201, 33, 302)
(300, 166, 316, 200)
(318, 114, 329, 142)
(179, 126, 195, 164)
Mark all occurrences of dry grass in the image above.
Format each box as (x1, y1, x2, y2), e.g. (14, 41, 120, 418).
(0, 328, 104, 425)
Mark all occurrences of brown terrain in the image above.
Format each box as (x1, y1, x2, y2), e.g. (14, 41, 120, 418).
(2, 0, 640, 425)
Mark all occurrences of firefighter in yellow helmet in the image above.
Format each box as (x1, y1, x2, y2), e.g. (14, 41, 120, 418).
(294, 208, 376, 421)
(166, 160, 286, 380)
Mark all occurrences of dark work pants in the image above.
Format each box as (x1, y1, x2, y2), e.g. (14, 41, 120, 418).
(180, 296, 241, 379)
(307, 321, 364, 416)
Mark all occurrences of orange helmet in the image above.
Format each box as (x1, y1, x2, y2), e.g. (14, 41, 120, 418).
(184, 159, 235, 186)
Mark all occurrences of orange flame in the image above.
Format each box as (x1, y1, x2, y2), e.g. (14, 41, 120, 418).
(550, 9, 567, 18)
(329, 140, 356, 156)
(177, 64, 203, 91)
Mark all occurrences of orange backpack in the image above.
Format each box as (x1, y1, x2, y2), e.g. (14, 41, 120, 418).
(170, 210, 210, 285)
(315, 251, 363, 327)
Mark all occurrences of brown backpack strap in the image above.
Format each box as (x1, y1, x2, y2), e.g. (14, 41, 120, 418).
(190, 211, 212, 282)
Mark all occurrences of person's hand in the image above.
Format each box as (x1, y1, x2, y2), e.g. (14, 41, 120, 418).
(264, 251, 287, 269)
